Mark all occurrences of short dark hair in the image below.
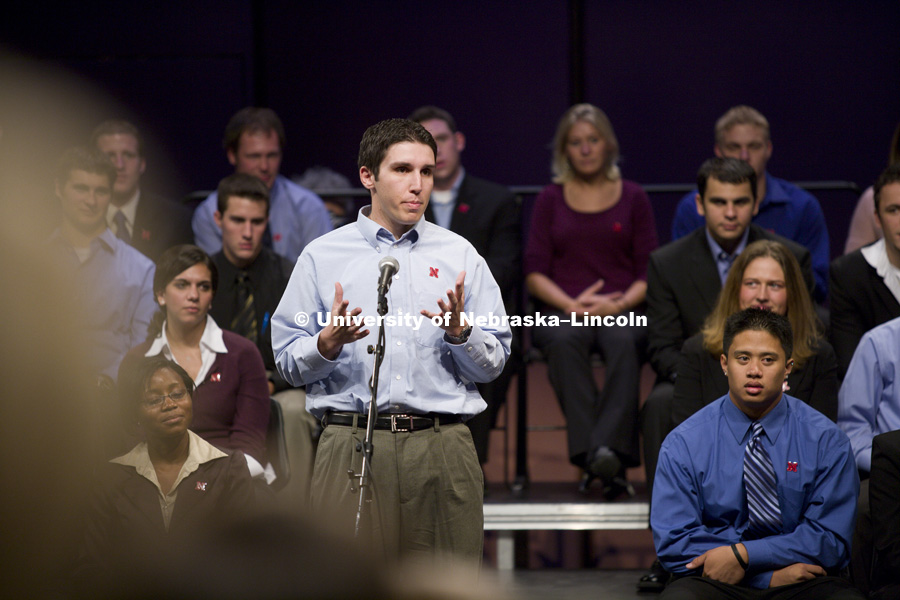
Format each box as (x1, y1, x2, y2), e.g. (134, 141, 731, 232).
(216, 172, 270, 215)
(124, 356, 194, 419)
(55, 146, 116, 188)
(357, 119, 436, 179)
(874, 163, 900, 213)
(408, 105, 458, 132)
(697, 157, 757, 201)
(723, 308, 793, 361)
(90, 119, 143, 156)
(223, 107, 286, 155)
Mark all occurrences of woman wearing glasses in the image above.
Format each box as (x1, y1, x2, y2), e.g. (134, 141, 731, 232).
(118, 245, 270, 477)
(82, 356, 254, 576)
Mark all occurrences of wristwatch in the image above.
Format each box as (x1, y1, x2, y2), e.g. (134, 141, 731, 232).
(446, 325, 473, 344)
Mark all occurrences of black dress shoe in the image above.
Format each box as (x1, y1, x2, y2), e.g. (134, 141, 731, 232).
(602, 474, 636, 501)
(637, 559, 669, 592)
(580, 447, 632, 496)
(588, 446, 622, 481)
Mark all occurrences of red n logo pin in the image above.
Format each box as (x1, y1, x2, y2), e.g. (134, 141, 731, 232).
(429, 267, 439, 278)
(786, 462, 798, 472)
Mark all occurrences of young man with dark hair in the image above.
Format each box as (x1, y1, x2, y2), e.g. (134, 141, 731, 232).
(91, 119, 193, 261)
(830, 163, 900, 378)
(48, 147, 156, 380)
(272, 118, 510, 565)
(670, 106, 829, 302)
(643, 158, 813, 489)
(653, 308, 862, 599)
(209, 172, 317, 503)
(408, 105, 520, 467)
(192, 107, 332, 263)
(640, 158, 814, 591)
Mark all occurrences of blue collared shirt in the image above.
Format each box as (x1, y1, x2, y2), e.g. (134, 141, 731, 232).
(671, 173, 829, 301)
(838, 315, 900, 472)
(271, 207, 511, 418)
(705, 227, 750, 285)
(193, 175, 332, 263)
(49, 228, 156, 380)
(653, 393, 858, 589)
(430, 167, 465, 230)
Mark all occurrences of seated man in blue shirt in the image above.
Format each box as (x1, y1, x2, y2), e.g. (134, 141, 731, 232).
(271, 119, 511, 567)
(837, 315, 900, 594)
(192, 107, 332, 263)
(670, 106, 829, 302)
(48, 147, 156, 382)
(653, 308, 861, 599)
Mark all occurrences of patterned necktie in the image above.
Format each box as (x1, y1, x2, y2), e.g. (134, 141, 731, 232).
(718, 250, 736, 281)
(113, 210, 131, 243)
(744, 421, 782, 538)
(231, 271, 258, 344)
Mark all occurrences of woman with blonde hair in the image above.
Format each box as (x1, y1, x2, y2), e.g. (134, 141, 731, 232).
(525, 103, 658, 497)
(671, 239, 838, 427)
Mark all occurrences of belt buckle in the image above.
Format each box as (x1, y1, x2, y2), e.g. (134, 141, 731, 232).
(390, 414, 414, 432)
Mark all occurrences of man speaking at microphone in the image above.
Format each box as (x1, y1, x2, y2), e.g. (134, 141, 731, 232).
(272, 119, 510, 566)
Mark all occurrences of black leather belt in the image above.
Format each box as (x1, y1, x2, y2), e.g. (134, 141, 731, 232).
(322, 411, 463, 432)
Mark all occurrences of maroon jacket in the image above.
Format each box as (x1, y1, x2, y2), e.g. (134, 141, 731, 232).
(119, 330, 270, 463)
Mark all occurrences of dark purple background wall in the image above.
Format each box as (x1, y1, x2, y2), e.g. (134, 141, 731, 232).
(3, 1, 899, 252)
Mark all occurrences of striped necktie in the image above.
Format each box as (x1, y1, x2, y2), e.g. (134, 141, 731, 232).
(231, 271, 258, 344)
(744, 421, 782, 538)
(113, 210, 131, 243)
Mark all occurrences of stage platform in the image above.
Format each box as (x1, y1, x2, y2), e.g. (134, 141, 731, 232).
(483, 482, 650, 571)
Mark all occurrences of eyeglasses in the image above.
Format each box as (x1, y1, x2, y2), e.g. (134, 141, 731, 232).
(142, 389, 189, 409)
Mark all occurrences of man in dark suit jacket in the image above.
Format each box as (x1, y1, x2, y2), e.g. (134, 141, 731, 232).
(638, 158, 813, 591)
(410, 106, 521, 467)
(830, 164, 900, 378)
(92, 120, 193, 261)
(870, 430, 900, 599)
(207, 173, 316, 505)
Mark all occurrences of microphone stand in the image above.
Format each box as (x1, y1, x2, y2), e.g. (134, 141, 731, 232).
(350, 286, 389, 538)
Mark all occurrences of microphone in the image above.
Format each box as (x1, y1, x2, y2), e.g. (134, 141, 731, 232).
(377, 256, 399, 315)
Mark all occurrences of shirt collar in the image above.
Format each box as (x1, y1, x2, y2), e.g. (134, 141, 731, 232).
(95, 228, 118, 254)
(215, 250, 270, 291)
(145, 314, 228, 357)
(110, 430, 227, 491)
(861, 238, 900, 303)
(49, 227, 117, 256)
(356, 205, 424, 249)
(107, 189, 141, 228)
(722, 391, 789, 446)
(705, 226, 750, 261)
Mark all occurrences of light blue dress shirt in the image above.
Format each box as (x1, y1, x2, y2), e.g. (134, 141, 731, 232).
(705, 227, 750, 284)
(838, 315, 900, 472)
(192, 175, 332, 263)
(653, 394, 858, 589)
(271, 207, 511, 419)
(430, 167, 464, 230)
(50, 228, 156, 380)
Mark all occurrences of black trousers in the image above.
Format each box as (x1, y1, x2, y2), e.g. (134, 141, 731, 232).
(532, 315, 646, 468)
(640, 380, 674, 497)
(661, 575, 864, 600)
(467, 329, 521, 465)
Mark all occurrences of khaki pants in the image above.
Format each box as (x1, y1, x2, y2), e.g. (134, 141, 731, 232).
(272, 388, 318, 510)
(311, 418, 483, 568)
